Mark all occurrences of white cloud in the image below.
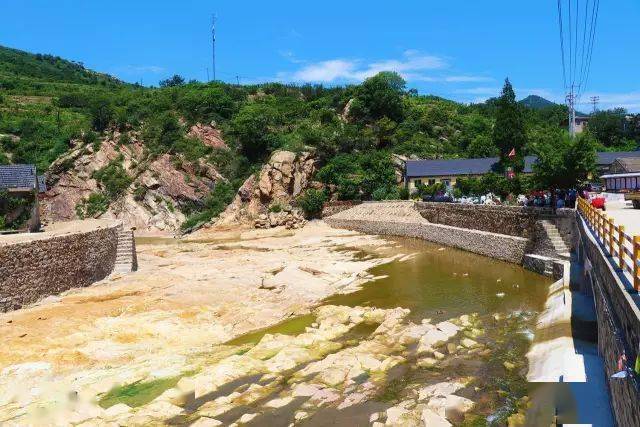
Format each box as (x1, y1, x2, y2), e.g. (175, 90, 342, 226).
(578, 91, 640, 111)
(279, 50, 306, 64)
(284, 50, 448, 83)
(291, 59, 358, 82)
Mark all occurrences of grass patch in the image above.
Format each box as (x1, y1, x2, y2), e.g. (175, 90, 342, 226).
(98, 376, 181, 409)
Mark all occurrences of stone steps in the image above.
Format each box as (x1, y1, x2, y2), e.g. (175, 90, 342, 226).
(112, 228, 138, 274)
(539, 220, 571, 261)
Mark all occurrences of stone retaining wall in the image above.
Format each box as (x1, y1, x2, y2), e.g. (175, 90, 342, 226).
(325, 201, 529, 263)
(577, 215, 640, 427)
(321, 201, 362, 218)
(0, 221, 120, 312)
(415, 202, 544, 238)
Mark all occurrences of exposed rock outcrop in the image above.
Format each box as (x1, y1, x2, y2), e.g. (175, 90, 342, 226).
(41, 126, 226, 234)
(215, 150, 320, 227)
(187, 123, 228, 150)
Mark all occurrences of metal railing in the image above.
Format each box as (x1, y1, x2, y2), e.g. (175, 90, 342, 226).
(577, 197, 640, 291)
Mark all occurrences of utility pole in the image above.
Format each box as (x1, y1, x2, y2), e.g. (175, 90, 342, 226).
(566, 85, 577, 138)
(590, 96, 600, 113)
(236, 75, 240, 85)
(211, 14, 216, 82)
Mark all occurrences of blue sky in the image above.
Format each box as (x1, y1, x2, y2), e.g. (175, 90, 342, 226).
(2, 0, 640, 110)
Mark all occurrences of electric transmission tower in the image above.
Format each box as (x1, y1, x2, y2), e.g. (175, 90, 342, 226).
(211, 14, 216, 82)
(590, 95, 600, 113)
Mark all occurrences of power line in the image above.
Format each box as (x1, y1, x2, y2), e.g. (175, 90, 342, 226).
(556, 0, 601, 136)
(557, 0, 567, 88)
(590, 95, 600, 113)
(580, 0, 600, 98)
(568, 0, 573, 87)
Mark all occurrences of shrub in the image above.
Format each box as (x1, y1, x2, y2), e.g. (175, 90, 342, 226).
(75, 192, 109, 218)
(268, 202, 283, 213)
(118, 132, 131, 145)
(133, 185, 147, 201)
(297, 189, 327, 219)
(180, 182, 235, 231)
(92, 156, 132, 199)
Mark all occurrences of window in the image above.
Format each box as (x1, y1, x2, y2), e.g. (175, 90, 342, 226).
(428, 179, 436, 186)
(442, 179, 451, 187)
(414, 179, 422, 187)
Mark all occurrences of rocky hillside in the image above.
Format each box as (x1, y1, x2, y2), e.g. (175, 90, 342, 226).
(41, 124, 227, 234)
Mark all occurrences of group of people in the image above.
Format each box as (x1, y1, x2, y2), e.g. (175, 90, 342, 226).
(521, 189, 579, 209)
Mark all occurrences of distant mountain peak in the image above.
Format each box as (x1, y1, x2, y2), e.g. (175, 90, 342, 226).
(519, 95, 557, 109)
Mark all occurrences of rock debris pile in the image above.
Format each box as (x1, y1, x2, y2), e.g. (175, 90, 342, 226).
(254, 207, 307, 230)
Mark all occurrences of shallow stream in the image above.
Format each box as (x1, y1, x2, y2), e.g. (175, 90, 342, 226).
(220, 238, 573, 426)
(125, 235, 583, 425)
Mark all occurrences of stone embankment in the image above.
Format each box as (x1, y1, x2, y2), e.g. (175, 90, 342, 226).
(0, 220, 123, 312)
(325, 201, 530, 263)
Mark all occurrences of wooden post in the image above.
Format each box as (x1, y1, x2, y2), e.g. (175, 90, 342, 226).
(598, 211, 603, 239)
(619, 225, 625, 270)
(608, 218, 615, 255)
(634, 236, 640, 292)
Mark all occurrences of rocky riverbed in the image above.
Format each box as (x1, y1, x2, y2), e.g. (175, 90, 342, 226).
(0, 222, 553, 426)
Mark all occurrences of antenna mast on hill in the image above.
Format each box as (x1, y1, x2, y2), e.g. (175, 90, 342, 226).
(211, 14, 217, 82)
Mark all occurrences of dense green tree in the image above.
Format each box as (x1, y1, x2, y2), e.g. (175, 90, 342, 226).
(177, 86, 236, 123)
(493, 79, 527, 171)
(90, 97, 114, 131)
(588, 108, 627, 147)
(228, 101, 282, 161)
(466, 135, 499, 158)
(532, 133, 596, 190)
(159, 75, 186, 88)
(349, 72, 406, 123)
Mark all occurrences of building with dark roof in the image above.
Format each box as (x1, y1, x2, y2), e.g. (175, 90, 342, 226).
(0, 164, 46, 193)
(0, 164, 46, 232)
(608, 157, 640, 174)
(404, 151, 640, 191)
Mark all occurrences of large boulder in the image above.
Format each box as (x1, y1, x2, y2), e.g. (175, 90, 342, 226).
(215, 150, 319, 227)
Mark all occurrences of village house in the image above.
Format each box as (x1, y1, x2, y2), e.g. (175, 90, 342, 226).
(0, 164, 46, 232)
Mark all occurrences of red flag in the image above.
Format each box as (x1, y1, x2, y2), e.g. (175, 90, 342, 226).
(508, 148, 516, 158)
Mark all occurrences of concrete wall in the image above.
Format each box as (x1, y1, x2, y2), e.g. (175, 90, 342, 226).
(0, 220, 120, 312)
(577, 215, 640, 427)
(325, 201, 529, 263)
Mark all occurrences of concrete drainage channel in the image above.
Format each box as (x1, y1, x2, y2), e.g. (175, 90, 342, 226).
(325, 201, 615, 425)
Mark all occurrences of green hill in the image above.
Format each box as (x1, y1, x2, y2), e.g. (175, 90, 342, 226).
(519, 95, 557, 110)
(0, 45, 122, 87)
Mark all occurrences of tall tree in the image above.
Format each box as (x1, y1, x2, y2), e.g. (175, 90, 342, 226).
(493, 79, 527, 172)
(532, 133, 596, 190)
(349, 71, 406, 123)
